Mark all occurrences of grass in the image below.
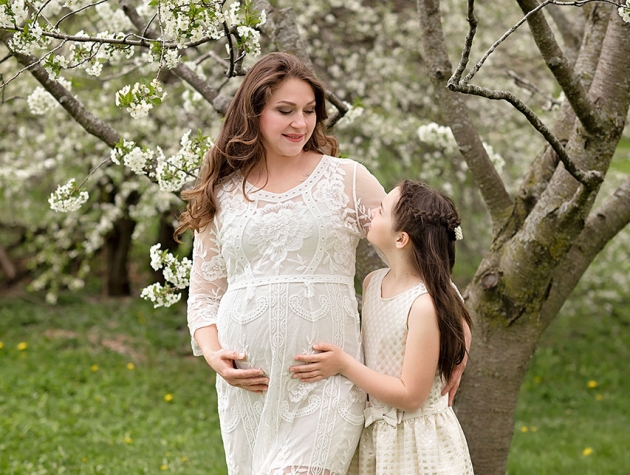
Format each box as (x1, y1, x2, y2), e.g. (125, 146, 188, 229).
(1, 288, 629, 474)
(0, 290, 227, 475)
(507, 303, 630, 474)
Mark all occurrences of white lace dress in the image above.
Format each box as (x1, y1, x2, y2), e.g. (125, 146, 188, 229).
(349, 268, 474, 475)
(187, 155, 385, 475)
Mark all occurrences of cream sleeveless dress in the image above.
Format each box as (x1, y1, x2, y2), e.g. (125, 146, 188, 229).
(349, 268, 474, 475)
(187, 155, 385, 475)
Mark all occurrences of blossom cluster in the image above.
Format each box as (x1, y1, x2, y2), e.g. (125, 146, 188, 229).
(156, 130, 212, 192)
(141, 244, 192, 308)
(116, 79, 167, 119)
(619, 1, 630, 23)
(27, 77, 72, 115)
(48, 178, 89, 212)
(417, 122, 505, 174)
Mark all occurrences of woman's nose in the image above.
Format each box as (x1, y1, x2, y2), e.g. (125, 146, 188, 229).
(291, 114, 306, 128)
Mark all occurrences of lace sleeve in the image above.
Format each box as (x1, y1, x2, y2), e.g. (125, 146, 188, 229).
(352, 161, 386, 238)
(187, 220, 227, 356)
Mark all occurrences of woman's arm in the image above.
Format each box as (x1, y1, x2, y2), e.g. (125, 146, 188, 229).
(291, 294, 440, 412)
(188, 224, 268, 393)
(441, 318, 471, 405)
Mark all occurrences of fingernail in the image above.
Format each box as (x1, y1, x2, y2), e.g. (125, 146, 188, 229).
(238, 353, 245, 358)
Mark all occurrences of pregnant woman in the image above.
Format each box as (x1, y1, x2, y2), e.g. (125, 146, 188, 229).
(176, 52, 385, 474)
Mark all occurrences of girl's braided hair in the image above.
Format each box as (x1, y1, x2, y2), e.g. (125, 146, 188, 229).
(393, 180, 471, 383)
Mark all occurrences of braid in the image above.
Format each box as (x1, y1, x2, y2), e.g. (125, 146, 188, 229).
(412, 209, 461, 235)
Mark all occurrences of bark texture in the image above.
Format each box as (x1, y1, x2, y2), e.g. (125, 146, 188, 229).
(417, 2, 630, 473)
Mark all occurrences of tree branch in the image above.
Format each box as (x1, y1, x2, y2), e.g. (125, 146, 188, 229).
(119, 0, 231, 116)
(0, 32, 121, 148)
(448, 0, 604, 189)
(545, 4, 583, 60)
(505, 3, 611, 235)
(516, 0, 604, 134)
(448, 81, 603, 188)
(417, 0, 514, 229)
(539, 176, 630, 327)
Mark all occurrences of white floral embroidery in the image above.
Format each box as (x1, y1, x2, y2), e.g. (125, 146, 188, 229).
(201, 254, 227, 281)
(247, 201, 313, 273)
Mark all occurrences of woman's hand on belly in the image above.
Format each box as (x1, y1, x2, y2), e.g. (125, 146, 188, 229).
(206, 349, 269, 393)
(195, 326, 269, 393)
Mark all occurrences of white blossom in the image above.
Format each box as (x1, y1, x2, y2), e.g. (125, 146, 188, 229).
(49, 178, 89, 212)
(141, 282, 182, 308)
(27, 77, 72, 115)
(116, 79, 167, 119)
(619, 1, 630, 23)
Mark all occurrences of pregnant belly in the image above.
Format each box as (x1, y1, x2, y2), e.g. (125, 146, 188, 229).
(216, 284, 361, 374)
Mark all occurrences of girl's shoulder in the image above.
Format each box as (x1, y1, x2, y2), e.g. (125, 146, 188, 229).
(362, 268, 389, 294)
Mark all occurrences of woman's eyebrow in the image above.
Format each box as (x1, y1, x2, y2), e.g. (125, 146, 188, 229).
(275, 100, 316, 106)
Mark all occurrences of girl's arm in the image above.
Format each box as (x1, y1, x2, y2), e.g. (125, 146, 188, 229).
(290, 293, 440, 413)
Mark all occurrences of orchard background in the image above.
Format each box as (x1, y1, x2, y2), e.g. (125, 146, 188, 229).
(1, 1, 630, 473)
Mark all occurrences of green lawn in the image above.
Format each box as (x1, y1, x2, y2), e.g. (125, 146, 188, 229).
(1, 289, 628, 474)
(507, 303, 630, 474)
(0, 291, 227, 474)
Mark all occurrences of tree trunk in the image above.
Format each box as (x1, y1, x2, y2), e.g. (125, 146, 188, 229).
(416, 2, 630, 473)
(103, 214, 136, 297)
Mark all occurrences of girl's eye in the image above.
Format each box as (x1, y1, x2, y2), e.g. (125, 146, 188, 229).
(305, 109, 316, 114)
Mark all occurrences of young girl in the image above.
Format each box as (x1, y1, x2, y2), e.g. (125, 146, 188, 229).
(290, 180, 474, 474)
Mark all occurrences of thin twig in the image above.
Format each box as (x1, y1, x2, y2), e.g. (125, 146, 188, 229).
(450, 0, 477, 84)
(507, 70, 562, 110)
(447, 81, 603, 188)
(325, 90, 349, 129)
(55, 0, 109, 29)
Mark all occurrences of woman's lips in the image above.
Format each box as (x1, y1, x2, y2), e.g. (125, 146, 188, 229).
(283, 134, 304, 142)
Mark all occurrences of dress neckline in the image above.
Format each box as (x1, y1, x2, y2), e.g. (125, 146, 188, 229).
(377, 268, 426, 301)
(243, 154, 329, 199)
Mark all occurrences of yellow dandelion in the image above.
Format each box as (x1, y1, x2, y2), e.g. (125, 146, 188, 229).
(160, 464, 168, 470)
(91, 364, 99, 372)
(520, 426, 528, 433)
(180, 456, 187, 463)
(127, 362, 135, 370)
(533, 375, 542, 384)
(17, 342, 27, 351)
(0, 341, 4, 349)
(530, 426, 538, 432)
(596, 394, 603, 401)
(164, 393, 174, 402)
(124, 437, 133, 444)
(587, 380, 597, 389)
(583, 447, 593, 456)
(82, 457, 88, 463)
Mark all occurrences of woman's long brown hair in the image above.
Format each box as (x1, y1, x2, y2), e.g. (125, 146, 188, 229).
(393, 180, 472, 383)
(175, 52, 338, 239)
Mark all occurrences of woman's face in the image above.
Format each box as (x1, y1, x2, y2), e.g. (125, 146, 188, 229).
(259, 78, 317, 161)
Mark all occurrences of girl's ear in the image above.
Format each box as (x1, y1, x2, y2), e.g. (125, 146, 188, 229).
(395, 231, 410, 249)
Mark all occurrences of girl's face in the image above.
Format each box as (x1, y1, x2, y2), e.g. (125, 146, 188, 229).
(367, 187, 400, 250)
(259, 78, 317, 161)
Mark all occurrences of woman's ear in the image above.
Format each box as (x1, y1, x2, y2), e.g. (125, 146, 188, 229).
(395, 231, 410, 249)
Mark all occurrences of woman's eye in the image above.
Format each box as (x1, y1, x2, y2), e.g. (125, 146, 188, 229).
(278, 110, 292, 115)
(305, 109, 316, 114)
